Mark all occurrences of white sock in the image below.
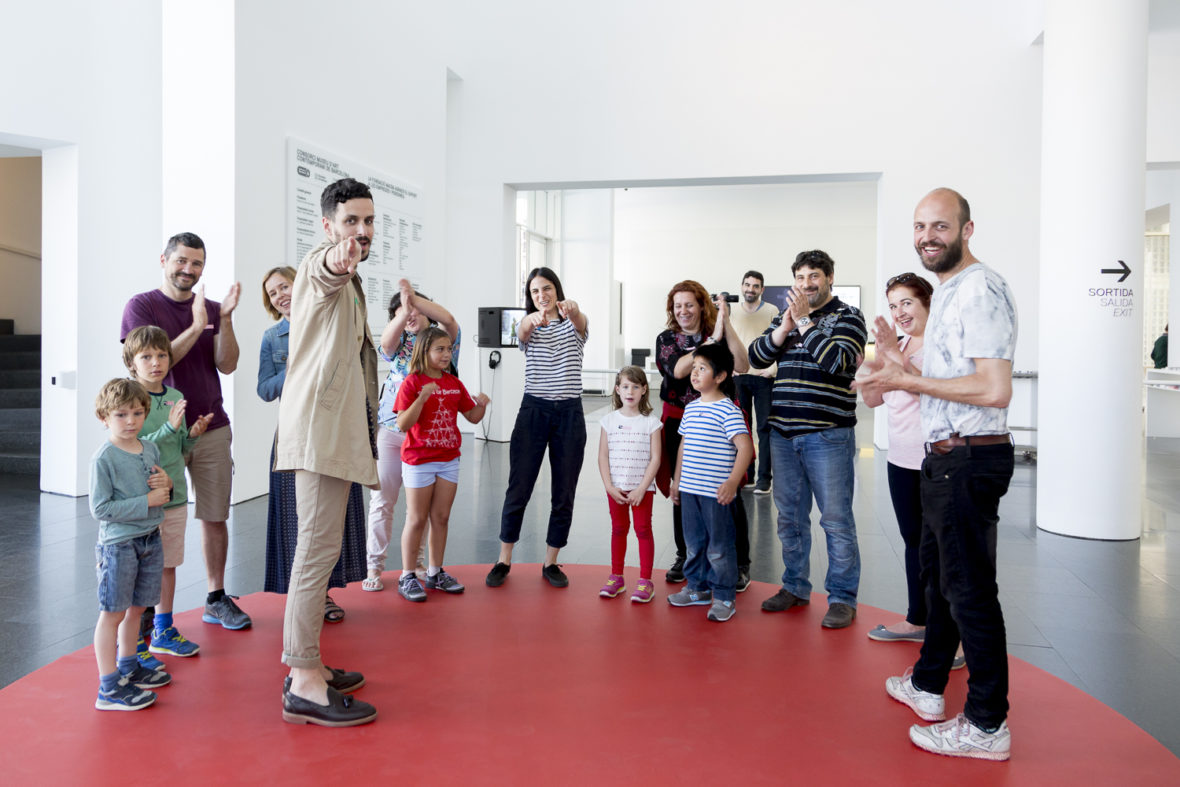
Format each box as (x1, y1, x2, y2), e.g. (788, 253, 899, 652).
(400, 570, 412, 580)
(427, 566, 441, 577)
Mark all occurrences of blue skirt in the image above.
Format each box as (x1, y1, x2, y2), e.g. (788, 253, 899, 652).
(263, 440, 368, 593)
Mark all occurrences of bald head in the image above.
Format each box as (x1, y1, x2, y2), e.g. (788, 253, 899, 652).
(914, 188, 976, 278)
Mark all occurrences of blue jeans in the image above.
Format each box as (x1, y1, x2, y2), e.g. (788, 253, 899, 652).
(680, 492, 738, 602)
(770, 427, 860, 606)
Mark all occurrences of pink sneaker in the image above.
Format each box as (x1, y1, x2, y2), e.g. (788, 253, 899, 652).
(599, 574, 627, 598)
(630, 578, 655, 604)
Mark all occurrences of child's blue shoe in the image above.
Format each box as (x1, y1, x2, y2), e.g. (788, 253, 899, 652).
(136, 636, 167, 671)
(95, 676, 156, 711)
(150, 626, 201, 657)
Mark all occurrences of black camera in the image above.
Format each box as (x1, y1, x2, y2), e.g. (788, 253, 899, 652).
(712, 292, 740, 303)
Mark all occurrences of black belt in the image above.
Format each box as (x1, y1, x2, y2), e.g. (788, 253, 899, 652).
(925, 433, 1013, 456)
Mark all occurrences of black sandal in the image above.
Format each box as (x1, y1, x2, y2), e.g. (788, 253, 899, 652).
(323, 594, 345, 623)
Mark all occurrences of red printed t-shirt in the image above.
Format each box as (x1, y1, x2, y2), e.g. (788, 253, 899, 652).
(393, 372, 476, 465)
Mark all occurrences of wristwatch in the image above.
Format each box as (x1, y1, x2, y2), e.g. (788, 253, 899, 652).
(796, 315, 813, 328)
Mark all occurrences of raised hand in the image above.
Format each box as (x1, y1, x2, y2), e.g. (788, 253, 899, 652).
(528, 310, 549, 329)
(189, 411, 214, 439)
(168, 399, 188, 431)
(557, 300, 579, 320)
(419, 382, 440, 399)
(221, 281, 242, 317)
(192, 284, 208, 331)
(872, 315, 905, 366)
(474, 392, 491, 408)
(398, 278, 414, 310)
(788, 286, 811, 322)
(327, 237, 362, 276)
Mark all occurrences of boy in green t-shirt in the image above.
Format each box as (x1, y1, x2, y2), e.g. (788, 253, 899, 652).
(123, 326, 213, 662)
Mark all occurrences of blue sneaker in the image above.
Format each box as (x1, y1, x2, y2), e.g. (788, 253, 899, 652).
(150, 626, 201, 657)
(136, 636, 166, 671)
(122, 664, 172, 690)
(95, 676, 156, 711)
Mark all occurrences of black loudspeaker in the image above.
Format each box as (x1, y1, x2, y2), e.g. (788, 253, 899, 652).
(630, 348, 651, 368)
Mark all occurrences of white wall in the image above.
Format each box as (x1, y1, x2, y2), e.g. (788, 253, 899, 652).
(441, 0, 1045, 378)
(560, 189, 615, 373)
(0, 157, 41, 334)
(613, 181, 878, 359)
(1, 1, 162, 496)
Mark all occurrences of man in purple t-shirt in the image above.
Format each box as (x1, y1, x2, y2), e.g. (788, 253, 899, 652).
(121, 232, 250, 632)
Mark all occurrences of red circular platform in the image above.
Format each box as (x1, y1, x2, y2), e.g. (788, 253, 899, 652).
(2, 564, 1176, 785)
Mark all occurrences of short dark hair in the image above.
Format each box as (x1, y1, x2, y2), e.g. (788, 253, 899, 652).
(163, 232, 205, 259)
(524, 267, 567, 315)
(692, 342, 737, 400)
(791, 249, 834, 278)
(320, 178, 373, 219)
(741, 270, 764, 285)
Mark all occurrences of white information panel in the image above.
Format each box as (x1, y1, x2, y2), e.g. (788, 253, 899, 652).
(286, 137, 424, 337)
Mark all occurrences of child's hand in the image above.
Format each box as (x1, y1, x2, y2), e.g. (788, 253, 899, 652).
(147, 486, 171, 507)
(474, 392, 491, 407)
(398, 278, 414, 309)
(716, 479, 737, 505)
(606, 485, 628, 505)
(147, 464, 171, 490)
(168, 399, 188, 430)
(419, 382, 439, 398)
(189, 412, 214, 438)
(670, 479, 680, 505)
(625, 487, 646, 507)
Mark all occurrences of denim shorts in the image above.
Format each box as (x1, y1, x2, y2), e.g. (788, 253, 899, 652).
(401, 458, 460, 489)
(95, 530, 164, 612)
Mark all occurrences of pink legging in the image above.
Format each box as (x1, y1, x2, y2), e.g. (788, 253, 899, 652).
(608, 490, 654, 578)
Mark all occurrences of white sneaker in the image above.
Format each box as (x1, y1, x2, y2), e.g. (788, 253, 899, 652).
(885, 667, 946, 721)
(909, 714, 1011, 761)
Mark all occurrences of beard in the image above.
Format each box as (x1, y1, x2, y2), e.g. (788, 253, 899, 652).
(917, 236, 964, 274)
(743, 291, 759, 303)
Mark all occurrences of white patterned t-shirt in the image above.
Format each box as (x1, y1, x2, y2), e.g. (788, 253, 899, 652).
(921, 263, 1018, 442)
(600, 410, 662, 491)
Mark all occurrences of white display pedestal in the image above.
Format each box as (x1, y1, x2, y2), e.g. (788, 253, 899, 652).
(1146, 369, 1180, 439)
(477, 347, 525, 442)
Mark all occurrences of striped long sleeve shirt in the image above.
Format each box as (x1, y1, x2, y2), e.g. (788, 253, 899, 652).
(748, 297, 866, 438)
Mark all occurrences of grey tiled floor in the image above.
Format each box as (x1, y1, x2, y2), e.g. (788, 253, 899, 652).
(2, 400, 1179, 755)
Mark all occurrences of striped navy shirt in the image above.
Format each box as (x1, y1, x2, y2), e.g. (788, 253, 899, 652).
(677, 397, 748, 497)
(521, 317, 587, 400)
(748, 297, 866, 439)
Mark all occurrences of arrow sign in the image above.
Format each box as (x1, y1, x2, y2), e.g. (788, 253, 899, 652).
(1101, 259, 1131, 283)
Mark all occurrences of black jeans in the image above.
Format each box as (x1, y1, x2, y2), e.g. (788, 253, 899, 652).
(734, 374, 773, 486)
(886, 462, 926, 626)
(912, 442, 1014, 730)
(499, 395, 587, 549)
(664, 414, 750, 570)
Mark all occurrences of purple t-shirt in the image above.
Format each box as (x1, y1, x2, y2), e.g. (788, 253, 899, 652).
(121, 290, 229, 431)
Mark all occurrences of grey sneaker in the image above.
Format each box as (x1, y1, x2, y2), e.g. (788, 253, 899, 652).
(424, 569, 465, 594)
(667, 587, 713, 607)
(909, 714, 1010, 761)
(95, 676, 156, 711)
(707, 599, 736, 622)
(202, 594, 251, 630)
(886, 667, 946, 721)
(398, 574, 427, 602)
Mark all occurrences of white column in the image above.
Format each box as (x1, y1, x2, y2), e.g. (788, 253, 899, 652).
(1037, 0, 1149, 539)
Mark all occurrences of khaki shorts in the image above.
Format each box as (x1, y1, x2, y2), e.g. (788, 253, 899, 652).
(160, 505, 188, 568)
(186, 424, 232, 522)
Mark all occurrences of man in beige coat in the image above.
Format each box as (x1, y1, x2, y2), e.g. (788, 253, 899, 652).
(275, 177, 380, 727)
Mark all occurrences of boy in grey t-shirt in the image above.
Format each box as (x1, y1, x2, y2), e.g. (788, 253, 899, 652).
(90, 379, 174, 711)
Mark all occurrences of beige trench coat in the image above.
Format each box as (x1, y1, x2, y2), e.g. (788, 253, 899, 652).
(274, 240, 379, 487)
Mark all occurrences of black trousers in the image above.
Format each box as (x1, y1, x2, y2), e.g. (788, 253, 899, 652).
(911, 442, 1014, 730)
(499, 395, 587, 549)
(887, 462, 926, 626)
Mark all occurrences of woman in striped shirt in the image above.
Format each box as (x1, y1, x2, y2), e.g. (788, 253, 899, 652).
(486, 267, 590, 589)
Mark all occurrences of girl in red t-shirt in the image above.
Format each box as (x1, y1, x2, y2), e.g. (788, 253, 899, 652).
(392, 327, 490, 602)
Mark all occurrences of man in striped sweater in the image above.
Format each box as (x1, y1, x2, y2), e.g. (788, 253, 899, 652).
(748, 250, 867, 629)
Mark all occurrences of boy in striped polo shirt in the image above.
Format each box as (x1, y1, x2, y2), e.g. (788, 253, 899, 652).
(668, 343, 753, 622)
